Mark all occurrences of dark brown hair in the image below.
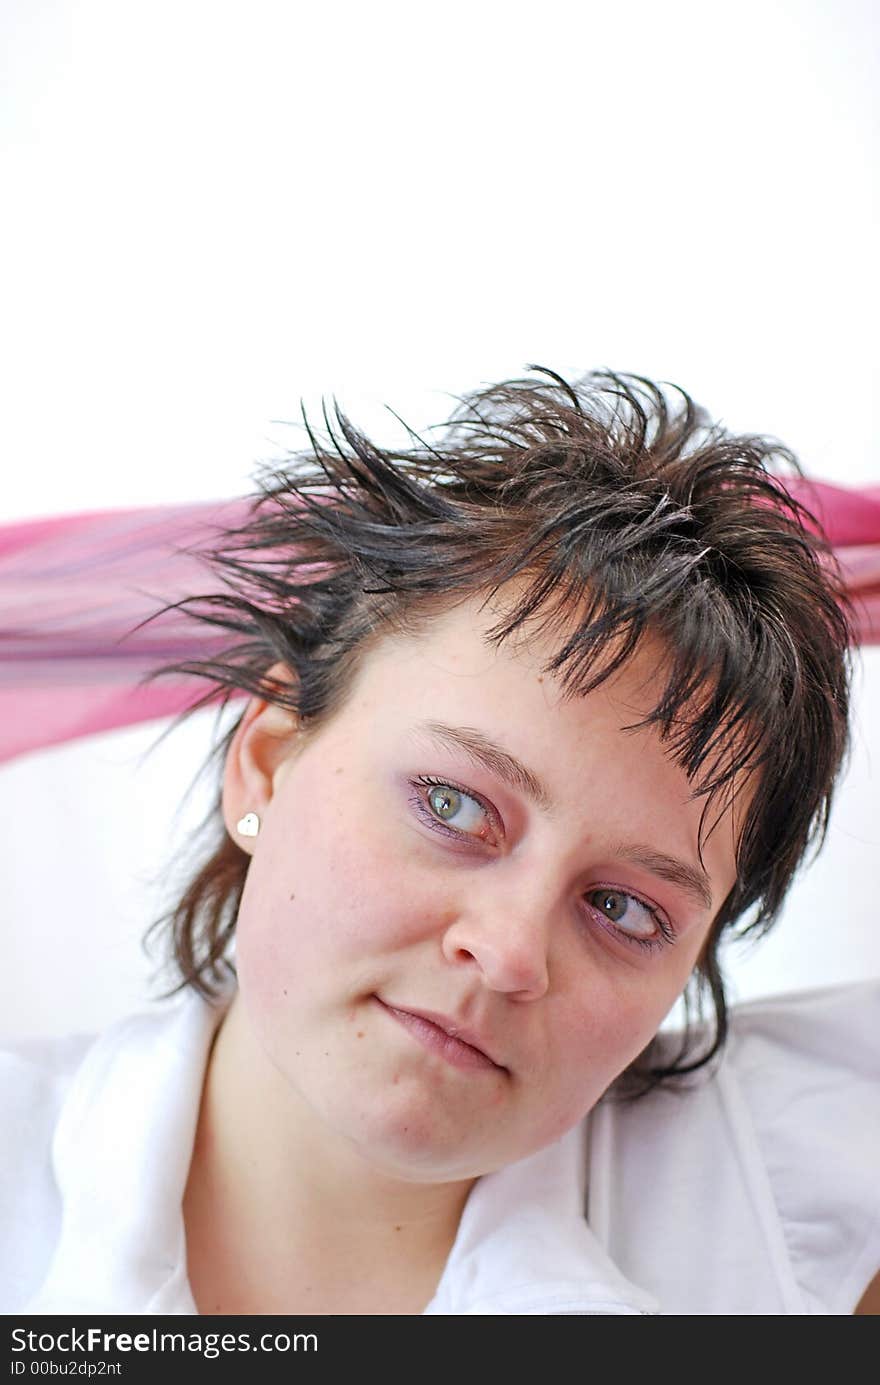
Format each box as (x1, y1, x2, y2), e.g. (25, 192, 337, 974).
(142, 368, 853, 1090)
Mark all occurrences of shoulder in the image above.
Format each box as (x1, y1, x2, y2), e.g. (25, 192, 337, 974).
(0, 1027, 98, 1160)
(724, 978, 880, 1075)
(0, 1029, 98, 1311)
(0, 991, 223, 1313)
(591, 980, 880, 1314)
(723, 980, 880, 1314)
(0, 998, 201, 1135)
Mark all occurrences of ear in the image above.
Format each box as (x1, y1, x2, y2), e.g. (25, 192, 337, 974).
(221, 662, 302, 854)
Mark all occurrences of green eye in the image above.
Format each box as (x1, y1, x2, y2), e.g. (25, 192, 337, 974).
(429, 785, 462, 820)
(585, 888, 665, 947)
(414, 776, 492, 839)
(590, 890, 628, 922)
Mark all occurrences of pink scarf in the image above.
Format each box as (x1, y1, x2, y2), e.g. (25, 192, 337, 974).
(2, 481, 878, 765)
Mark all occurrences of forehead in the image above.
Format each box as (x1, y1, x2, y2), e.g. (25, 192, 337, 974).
(346, 589, 745, 849)
(332, 584, 748, 875)
(361, 586, 670, 738)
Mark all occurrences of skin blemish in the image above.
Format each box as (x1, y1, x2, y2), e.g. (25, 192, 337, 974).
(356, 1031, 365, 1038)
(394, 1225, 402, 1232)
(289, 892, 296, 901)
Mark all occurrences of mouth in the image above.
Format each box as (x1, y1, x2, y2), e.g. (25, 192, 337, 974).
(375, 998, 506, 1074)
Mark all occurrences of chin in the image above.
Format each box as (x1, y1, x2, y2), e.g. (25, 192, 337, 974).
(341, 1086, 499, 1181)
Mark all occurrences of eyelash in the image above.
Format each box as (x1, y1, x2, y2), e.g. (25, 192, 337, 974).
(582, 892, 676, 954)
(409, 775, 501, 842)
(407, 775, 676, 954)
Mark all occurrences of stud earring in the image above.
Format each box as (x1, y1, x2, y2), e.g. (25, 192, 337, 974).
(236, 811, 261, 838)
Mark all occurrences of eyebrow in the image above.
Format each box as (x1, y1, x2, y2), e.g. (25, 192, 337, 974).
(414, 720, 555, 814)
(610, 844, 714, 912)
(412, 719, 714, 912)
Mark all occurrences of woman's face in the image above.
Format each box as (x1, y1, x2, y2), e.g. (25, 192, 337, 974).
(227, 590, 741, 1181)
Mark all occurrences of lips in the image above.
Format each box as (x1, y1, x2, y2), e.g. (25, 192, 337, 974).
(377, 999, 505, 1072)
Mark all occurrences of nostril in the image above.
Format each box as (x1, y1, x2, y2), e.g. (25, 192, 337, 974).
(443, 924, 550, 998)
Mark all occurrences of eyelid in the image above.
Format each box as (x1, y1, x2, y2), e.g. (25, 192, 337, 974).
(408, 777, 679, 952)
(409, 774, 502, 841)
(583, 886, 677, 952)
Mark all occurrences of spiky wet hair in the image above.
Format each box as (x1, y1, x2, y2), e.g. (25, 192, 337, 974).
(144, 368, 852, 1091)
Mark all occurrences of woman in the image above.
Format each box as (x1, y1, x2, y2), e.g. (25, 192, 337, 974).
(2, 369, 877, 1314)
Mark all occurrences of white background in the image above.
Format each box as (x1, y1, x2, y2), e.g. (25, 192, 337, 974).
(1, 0, 878, 1038)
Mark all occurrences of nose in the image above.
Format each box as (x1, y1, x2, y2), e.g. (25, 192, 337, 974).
(439, 888, 551, 1000)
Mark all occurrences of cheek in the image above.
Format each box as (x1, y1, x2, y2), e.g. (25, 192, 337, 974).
(538, 981, 678, 1120)
(233, 791, 438, 994)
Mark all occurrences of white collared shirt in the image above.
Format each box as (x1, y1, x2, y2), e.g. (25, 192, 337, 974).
(1, 981, 877, 1315)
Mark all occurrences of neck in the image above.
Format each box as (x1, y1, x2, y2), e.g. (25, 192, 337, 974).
(183, 991, 475, 1315)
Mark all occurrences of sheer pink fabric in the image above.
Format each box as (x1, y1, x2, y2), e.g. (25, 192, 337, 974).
(0, 500, 252, 764)
(2, 482, 878, 765)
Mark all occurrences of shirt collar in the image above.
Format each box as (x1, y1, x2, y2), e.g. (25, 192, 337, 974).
(25, 989, 226, 1314)
(425, 1119, 658, 1315)
(27, 989, 656, 1316)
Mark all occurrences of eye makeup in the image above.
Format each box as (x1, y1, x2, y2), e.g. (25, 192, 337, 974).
(405, 773, 679, 955)
(407, 774, 500, 845)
